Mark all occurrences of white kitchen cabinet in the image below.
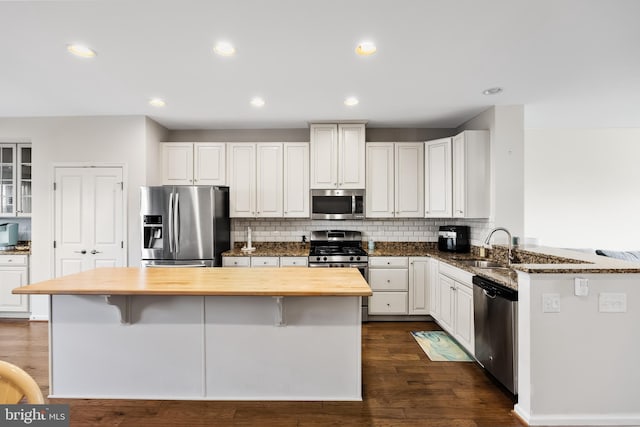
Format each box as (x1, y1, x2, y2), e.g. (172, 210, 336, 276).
(424, 138, 452, 218)
(428, 257, 440, 317)
(369, 292, 408, 315)
(227, 143, 282, 217)
(408, 257, 429, 315)
(0, 143, 31, 217)
(161, 142, 226, 186)
(367, 142, 424, 218)
(283, 143, 310, 218)
(279, 257, 308, 267)
(250, 257, 280, 267)
(368, 257, 409, 315)
(424, 131, 489, 219)
(0, 255, 29, 316)
(452, 130, 489, 218)
(222, 257, 250, 267)
(436, 261, 475, 354)
(310, 123, 365, 189)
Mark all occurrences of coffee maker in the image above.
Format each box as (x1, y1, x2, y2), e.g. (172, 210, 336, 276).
(437, 225, 470, 253)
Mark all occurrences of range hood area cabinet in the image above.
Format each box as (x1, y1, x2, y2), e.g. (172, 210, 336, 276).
(227, 142, 309, 218)
(310, 123, 366, 189)
(425, 130, 489, 219)
(366, 142, 424, 218)
(161, 142, 226, 186)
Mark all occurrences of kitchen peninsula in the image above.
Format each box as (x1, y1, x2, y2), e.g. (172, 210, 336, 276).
(13, 267, 371, 401)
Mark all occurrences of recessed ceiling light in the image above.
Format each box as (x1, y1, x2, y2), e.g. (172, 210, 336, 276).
(250, 97, 265, 108)
(67, 44, 96, 58)
(149, 98, 166, 108)
(213, 42, 236, 56)
(482, 87, 503, 95)
(355, 41, 376, 56)
(344, 97, 359, 106)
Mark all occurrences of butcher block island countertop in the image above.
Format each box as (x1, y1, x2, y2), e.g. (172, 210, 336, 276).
(14, 266, 372, 296)
(15, 266, 369, 401)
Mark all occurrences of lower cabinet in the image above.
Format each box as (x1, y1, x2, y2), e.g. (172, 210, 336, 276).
(433, 261, 474, 354)
(368, 256, 429, 316)
(0, 255, 29, 316)
(222, 256, 307, 268)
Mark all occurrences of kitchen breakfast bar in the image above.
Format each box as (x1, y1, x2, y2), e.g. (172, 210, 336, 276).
(13, 267, 372, 401)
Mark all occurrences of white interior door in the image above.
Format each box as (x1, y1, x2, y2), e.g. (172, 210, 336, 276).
(54, 166, 125, 277)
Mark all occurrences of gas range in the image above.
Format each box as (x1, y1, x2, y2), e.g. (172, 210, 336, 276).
(308, 230, 368, 264)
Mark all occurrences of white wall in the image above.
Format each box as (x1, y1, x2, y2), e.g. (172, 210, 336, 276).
(0, 116, 161, 319)
(516, 272, 640, 425)
(457, 106, 525, 243)
(525, 129, 640, 250)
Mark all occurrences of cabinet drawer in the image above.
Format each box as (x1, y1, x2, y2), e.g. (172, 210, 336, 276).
(0, 255, 28, 266)
(369, 292, 408, 315)
(222, 257, 250, 267)
(369, 257, 409, 268)
(280, 257, 308, 267)
(250, 257, 280, 267)
(369, 269, 408, 291)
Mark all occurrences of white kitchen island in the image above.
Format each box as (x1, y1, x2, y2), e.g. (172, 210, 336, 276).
(14, 267, 371, 401)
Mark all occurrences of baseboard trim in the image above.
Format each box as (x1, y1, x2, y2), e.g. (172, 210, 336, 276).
(514, 404, 640, 426)
(29, 314, 49, 321)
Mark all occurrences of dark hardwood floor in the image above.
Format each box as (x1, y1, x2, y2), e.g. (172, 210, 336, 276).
(1, 319, 524, 426)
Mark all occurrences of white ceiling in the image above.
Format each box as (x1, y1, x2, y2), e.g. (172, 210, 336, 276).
(1, 0, 639, 130)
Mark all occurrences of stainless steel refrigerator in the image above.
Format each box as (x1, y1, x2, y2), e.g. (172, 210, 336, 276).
(140, 186, 230, 267)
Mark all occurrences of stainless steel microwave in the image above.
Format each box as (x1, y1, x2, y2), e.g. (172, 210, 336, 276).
(311, 189, 365, 220)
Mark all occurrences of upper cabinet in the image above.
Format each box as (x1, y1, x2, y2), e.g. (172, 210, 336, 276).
(228, 143, 282, 218)
(425, 131, 489, 219)
(283, 143, 310, 218)
(366, 142, 424, 218)
(310, 123, 365, 189)
(161, 142, 226, 186)
(424, 138, 452, 218)
(452, 131, 489, 218)
(227, 142, 309, 218)
(0, 143, 31, 217)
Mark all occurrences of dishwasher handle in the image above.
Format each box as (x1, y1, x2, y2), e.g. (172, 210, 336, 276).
(472, 275, 518, 301)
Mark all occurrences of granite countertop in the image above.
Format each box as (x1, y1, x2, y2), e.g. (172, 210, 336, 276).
(0, 249, 31, 255)
(221, 241, 640, 292)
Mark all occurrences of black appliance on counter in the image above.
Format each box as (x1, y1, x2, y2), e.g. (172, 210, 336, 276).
(308, 230, 369, 321)
(437, 225, 470, 253)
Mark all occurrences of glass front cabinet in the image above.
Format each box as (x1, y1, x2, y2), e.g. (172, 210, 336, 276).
(0, 143, 31, 217)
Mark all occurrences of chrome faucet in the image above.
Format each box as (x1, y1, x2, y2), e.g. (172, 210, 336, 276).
(484, 227, 514, 265)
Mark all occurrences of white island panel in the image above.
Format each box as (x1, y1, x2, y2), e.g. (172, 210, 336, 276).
(50, 295, 205, 399)
(204, 296, 362, 400)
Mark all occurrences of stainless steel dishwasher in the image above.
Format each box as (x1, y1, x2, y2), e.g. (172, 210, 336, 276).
(472, 275, 518, 395)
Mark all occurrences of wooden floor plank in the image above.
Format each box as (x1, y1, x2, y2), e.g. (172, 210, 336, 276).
(0, 319, 525, 426)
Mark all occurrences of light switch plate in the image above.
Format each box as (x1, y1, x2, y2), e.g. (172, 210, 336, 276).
(599, 293, 627, 313)
(542, 293, 561, 313)
(574, 278, 589, 296)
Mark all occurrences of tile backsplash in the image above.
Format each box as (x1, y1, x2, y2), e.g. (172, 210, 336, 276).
(232, 218, 493, 246)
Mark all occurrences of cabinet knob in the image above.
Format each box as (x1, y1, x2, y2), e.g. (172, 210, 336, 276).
(74, 250, 87, 254)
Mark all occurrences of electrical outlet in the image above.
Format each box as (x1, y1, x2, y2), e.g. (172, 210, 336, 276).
(542, 293, 561, 313)
(599, 293, 627, 313)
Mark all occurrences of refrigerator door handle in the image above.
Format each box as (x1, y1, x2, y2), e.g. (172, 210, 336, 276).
(168, 192, 174, 253)
(174, 192, 180, 254)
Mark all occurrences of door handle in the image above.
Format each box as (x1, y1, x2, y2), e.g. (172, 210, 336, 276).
(74, 250, 87, 254)
(168, 192, 174, 253)
(90, 250, 102, 255)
